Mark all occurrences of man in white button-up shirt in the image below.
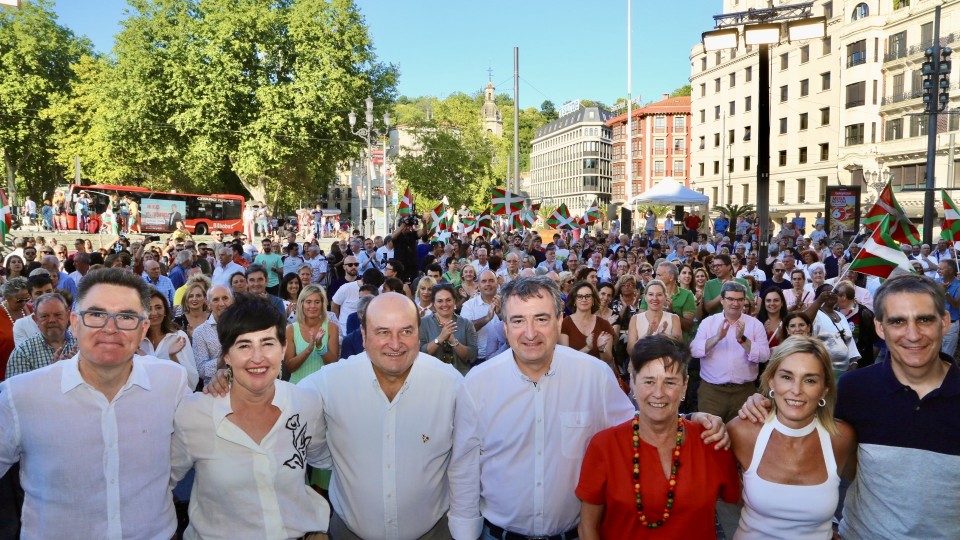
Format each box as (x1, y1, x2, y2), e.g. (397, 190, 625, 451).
(0, 268, 190, 540)
(460, 270, 501, 364)
(299, 292, 465, 540)
(448, 277, 726, 540)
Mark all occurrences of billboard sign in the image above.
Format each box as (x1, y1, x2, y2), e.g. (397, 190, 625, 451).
(141, 198, 186, 232)
(824, 185, 861, 241)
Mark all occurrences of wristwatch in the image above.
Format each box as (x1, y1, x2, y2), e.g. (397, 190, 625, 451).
(433, 338, 441, 345)
(738, 335, 748, 344)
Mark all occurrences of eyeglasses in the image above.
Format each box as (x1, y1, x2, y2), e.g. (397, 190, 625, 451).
(773, 268, 785, 272)
(344, 262, 359, 267)
(722, 296, 746, 303)
(78, 310, 146, 331)
(575, 294, 593, 300)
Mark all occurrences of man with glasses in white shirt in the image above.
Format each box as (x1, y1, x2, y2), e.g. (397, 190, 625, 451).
(448, 277, 727, 540)
(0, 268, 190, 540)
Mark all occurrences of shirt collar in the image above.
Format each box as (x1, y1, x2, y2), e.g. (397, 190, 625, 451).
(60, 354, 152, 394)
(206, 314, 216, 325)
(879, 354, 960, 396)
(212, 378, 288, 426)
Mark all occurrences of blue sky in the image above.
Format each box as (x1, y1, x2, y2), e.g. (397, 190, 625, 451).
(51, 0, 719, 109)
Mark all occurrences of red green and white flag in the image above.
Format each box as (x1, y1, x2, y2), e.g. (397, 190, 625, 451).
(477, 209, 495, 237)
(529, 202, 541, 215)
(547, 203, 575, 230)
(848, 214, 917, 279)
(522, 209, 537, 229)
(942, 190, 960, 242)
(508, 212, 523, 231)
(862, 181, 920, 245)
(0, 189, 10, 244)
(582, 199, 602, 224)
(491, 187, 524, 215)
(462, 216, 477, 235)
(427, 202, 444, 231)
(397, 186, 413, 217)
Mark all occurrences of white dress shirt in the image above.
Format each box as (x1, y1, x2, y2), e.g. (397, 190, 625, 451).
(448, 346, 635, 539)
(0, 355, 189, 540)
(298, 352, 465, 540)
(460, 295, 500, 360)
(211, 261, 246, 287)
(331, 280, 360, 333)
(140, 331, 199, 390)
(170, 381, 331, 539)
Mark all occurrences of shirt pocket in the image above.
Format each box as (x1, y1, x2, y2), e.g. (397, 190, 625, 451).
(560, 411, 592, 459)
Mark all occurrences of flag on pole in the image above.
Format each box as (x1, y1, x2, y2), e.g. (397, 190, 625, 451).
(547, 203, 575, 230)
(582, 199, 602, 225)
(462, 216, 477, 235)
(862, 181, 920, 245)
(0, 189, 11, 244)
(491, 188, 524, 215)
(943, 190, 960, 242)
(477, 209, 495, 237)
(508, 212, 523, 231)
(397, 186, 413, 217)
(522, 209, 537, 229)
(848, 214, 918, 279)
(427, 202, 444, 232)
(529, 202, 541, 215)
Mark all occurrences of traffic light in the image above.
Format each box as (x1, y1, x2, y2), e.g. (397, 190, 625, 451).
(922, 46, 953, 113)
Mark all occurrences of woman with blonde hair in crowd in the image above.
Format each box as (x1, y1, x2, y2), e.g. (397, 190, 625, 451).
(175, 274, 211, 339)
(728, 336, 856, 538)
(628, 279, 682, 351)
(416, 276, 437, 317)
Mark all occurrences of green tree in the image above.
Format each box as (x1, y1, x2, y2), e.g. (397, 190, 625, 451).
(393, 123, 496, 211)
(0, 0, 93, 203)
(540, 100, 557, 121)
(714, 203, 755, 222)
(103, 0, 398, 209)
(670, 84, 692, 97)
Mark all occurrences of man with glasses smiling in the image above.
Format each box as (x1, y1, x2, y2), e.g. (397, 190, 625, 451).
(691, 281, 769, 422)
(702, 254, 754, 316)
(0, 268, 190, 539)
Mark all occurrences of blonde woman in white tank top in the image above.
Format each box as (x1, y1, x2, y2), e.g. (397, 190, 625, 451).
(627, 280, 681, 354)
(728, 336, 856, 539)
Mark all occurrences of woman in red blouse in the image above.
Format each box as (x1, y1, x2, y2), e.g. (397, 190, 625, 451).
(576, 335, 740, 538)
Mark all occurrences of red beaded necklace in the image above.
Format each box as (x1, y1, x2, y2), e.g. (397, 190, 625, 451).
(632, 414, 684, 528)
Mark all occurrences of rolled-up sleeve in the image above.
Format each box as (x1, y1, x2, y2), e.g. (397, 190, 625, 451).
(747, 318, 771, 364)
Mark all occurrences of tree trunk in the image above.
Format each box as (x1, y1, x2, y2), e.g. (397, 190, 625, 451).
(4, 149, 18, 205)
(227, 155, 268, 203)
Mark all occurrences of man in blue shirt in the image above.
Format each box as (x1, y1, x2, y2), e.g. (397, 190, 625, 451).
(938, 259, 960, 356)
(714, 214, 729, 237)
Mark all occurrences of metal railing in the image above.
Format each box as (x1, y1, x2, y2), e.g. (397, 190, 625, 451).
(881, 89, 923, 105)
(883, 33, 956, 62)
(847, 55, 867, 68)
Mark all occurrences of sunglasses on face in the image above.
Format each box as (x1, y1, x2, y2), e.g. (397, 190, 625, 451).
(344, 262, 358, 267)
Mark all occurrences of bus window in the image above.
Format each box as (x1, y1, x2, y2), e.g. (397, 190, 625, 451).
(222, 199, 242, 220)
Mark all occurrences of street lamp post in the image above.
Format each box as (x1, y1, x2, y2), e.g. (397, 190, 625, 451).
(702, 2, 825, 265)
(348, 96, 391, 237)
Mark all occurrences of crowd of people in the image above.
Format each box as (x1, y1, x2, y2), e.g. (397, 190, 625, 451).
(0, 205, 958, 540)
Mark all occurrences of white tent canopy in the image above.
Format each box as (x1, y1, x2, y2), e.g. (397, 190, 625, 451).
(626, 177, 709, 206)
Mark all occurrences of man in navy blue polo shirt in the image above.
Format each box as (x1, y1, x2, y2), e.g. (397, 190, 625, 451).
(740, 274, 960, 539)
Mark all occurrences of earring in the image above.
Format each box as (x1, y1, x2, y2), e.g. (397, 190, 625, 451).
(818, 398, 826, 407)
(768, 389, 775, 399)
(225, 365, 234, 386)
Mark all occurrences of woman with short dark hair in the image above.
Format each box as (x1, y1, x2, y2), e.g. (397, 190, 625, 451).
(560, 282, 615, 368)
(419, 283, 477, 375)
(171, 295, 330, 539)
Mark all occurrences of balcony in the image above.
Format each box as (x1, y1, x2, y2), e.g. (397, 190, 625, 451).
(881, 89, 923, 105)
(846, 54, 867, 68)
(884, 33, 957, 63)
(845, 99, 865, 109)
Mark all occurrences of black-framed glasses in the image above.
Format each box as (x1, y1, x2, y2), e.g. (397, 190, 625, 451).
(575, 294, 593, 300)
(78, 310, 145, 330)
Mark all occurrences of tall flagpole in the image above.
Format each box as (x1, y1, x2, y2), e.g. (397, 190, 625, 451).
(625, 0, 633, 218)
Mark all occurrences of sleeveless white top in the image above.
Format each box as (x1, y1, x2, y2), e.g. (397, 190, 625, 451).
(632, 310, 677, 340)
(735, 417, 839, 539)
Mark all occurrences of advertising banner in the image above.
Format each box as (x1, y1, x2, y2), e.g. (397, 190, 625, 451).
(824, 186, 861, 240)
(141, 198, 186, 232)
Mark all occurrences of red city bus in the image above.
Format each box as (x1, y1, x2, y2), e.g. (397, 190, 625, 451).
(63, 184, 245, 235)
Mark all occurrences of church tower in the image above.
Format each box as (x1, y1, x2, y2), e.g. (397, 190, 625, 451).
(481, 73, 503, 137)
